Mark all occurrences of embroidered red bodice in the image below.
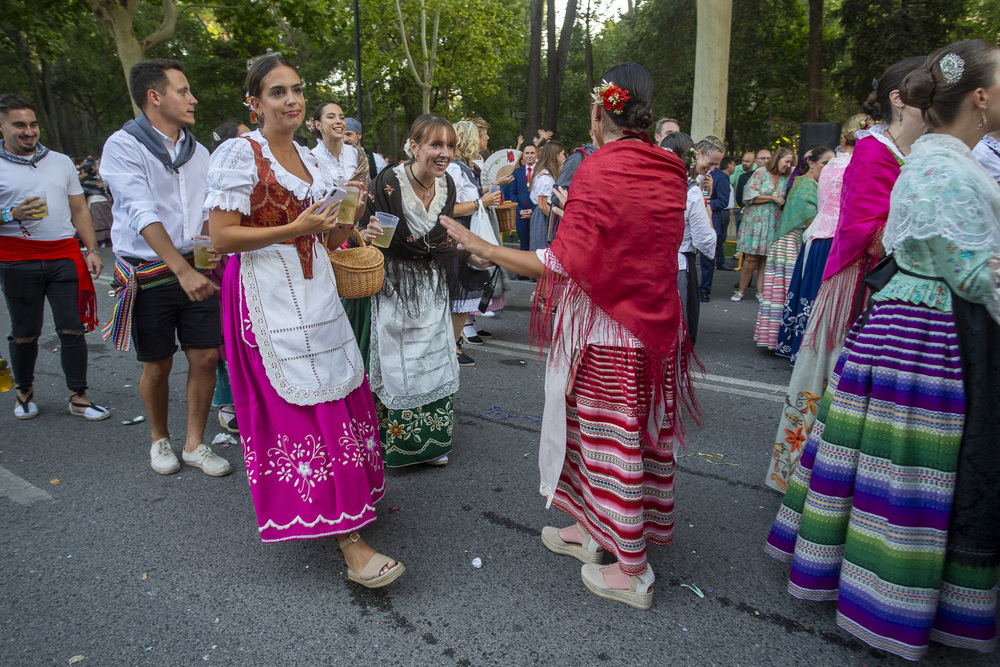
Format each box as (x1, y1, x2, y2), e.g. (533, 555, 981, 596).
(242, 138, 315, 278)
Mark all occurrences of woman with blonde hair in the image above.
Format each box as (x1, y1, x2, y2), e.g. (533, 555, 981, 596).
(528, 139, 565, 252)
(444, 120, 503, 365)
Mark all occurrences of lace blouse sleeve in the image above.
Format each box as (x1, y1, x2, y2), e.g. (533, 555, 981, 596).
(204, 138, 257, 215)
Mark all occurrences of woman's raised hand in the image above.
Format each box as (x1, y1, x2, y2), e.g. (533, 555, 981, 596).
(361, 216, 384, 245)
(441, 215, 490, 257)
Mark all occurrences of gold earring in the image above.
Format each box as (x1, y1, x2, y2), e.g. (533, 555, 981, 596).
(980, 105, 988, 129)
(898, 108, 903, 124)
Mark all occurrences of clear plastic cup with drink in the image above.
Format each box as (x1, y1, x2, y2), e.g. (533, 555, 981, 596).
(193, 236, 216, 270)
(338, 181, 361, 226)
(371, 212, 399, 249)
(28, 192, 48, 219)
(488, 184, 503, 204)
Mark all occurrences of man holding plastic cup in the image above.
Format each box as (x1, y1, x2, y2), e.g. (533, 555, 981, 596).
(100, 58, 231, 478)
(0, 93, 108, 421)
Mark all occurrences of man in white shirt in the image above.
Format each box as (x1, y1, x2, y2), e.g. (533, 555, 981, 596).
(100, 58, 231, 477)
(0, 94, 108, 421)
(343, 118, 387, 177)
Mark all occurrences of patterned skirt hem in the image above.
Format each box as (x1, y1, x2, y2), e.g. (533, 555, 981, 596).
(259, 507, 380, 544)
(788, 582, 838, 602)
(763, 541, 794, 564)
(837, 612, 926, 662)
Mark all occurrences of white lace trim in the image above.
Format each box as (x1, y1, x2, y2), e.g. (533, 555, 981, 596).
(311, 141, 360, 183)
(394, 163, 448, 240)
(204, 189, 251, 216)
(883, 133, 1000, 254)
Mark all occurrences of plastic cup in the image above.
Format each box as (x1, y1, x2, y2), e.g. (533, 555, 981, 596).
(371, 212, 399, 248)
(489, 184, 504, 204)
(337, 181, 360, 226)
(193, 236, 216, 270)
(28, 192, 48, 219)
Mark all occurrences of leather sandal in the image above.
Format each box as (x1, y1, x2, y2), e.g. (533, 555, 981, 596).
(338, 532, 405, 589)
(581, 563, 654, 611)
(541, 524, 604, 564)
(69, 392, 111, 421)
(14, 389, 38, 420)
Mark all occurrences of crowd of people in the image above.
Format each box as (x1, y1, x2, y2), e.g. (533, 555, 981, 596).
(0, 37, 999, 662)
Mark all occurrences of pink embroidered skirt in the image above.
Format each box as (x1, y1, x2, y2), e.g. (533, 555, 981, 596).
(222, 260, 385, 543)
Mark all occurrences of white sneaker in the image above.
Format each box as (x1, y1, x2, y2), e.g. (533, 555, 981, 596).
(182, 443, 232, 477)
(150, 438, 180, 475)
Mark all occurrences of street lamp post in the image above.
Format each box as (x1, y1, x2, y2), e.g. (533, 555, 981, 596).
(354, 0, 363, 125)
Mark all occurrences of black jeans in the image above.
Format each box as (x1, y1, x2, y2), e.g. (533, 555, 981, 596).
(0, 259, 88, 393)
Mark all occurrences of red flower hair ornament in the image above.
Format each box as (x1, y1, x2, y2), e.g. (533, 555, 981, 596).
(591, 79, 631, 115)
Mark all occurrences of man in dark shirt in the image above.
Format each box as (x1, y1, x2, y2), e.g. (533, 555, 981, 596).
(699, 157, 736, 301)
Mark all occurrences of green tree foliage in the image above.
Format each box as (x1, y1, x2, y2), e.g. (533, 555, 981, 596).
(834, 0, 971, 106)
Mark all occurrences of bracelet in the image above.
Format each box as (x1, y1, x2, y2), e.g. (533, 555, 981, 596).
(1, 208, 13, 224)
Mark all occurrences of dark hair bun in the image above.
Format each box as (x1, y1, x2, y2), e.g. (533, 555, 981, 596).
(861, 90, 883, 121)
(624, 106, 653, 129)
(899, 67, 935, 111)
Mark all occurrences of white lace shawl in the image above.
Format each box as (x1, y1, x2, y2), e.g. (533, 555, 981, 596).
(393, 163, 448, 241)
(204, 130, 330, 215)
(883, 132, 1000, 323)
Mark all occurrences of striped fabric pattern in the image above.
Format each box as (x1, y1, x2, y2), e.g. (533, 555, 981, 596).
(755, 230, 803, 350)
(764, 301, 998, 661)
(552, 345, 675, 576)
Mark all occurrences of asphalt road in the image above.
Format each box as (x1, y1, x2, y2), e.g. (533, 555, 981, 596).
(0, 249, 996, 666)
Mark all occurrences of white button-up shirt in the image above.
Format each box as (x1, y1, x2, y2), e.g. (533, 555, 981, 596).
(101, 125, 210, 261)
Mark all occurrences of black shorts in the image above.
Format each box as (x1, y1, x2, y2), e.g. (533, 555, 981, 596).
(132, 279, 222, 362)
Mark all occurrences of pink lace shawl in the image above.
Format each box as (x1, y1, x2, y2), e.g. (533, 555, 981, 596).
(806, 152, 851, 240)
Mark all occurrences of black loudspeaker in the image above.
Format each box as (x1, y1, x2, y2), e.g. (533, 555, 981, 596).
(799, 122, 841, 158)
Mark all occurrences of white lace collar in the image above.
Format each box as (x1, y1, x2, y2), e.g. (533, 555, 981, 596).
(857, 123, 905, 163)
(394, 163, 448, 238)
(312, 141, 359, 180)
(248, 129, 328, 200)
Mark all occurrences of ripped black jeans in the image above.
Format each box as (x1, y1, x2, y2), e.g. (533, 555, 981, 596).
(0, 259, 88, 393)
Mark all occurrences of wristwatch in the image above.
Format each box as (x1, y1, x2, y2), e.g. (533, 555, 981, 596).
(1, 208, 13, 224)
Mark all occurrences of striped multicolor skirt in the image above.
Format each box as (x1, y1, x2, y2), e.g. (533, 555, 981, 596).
(552, 345, 675, 576)
(754, 230, 803, 350)
(765, 300, 998, 661)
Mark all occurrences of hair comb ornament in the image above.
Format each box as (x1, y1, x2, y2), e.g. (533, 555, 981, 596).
(872, 78, 878, 91)
(212, 131, 221, 142)
(939, 53, 965, 85)
(244, 93, 258, 124)
(591, 80, 631, 115)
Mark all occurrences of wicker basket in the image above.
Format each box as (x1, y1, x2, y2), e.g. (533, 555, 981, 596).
(495, 201, 517, 233)
(328, 227, 385, 299)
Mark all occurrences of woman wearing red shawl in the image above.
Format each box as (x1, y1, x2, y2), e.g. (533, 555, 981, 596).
(762, 57, 926, 493)
(442, 63, 692, 611)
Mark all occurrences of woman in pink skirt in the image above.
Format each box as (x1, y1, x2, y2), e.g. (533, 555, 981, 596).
(206, 56, 403, 588)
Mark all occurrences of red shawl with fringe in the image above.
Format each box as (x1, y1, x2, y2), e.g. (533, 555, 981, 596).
(529, 139, 696, 446)
(542, 139, 688, 359)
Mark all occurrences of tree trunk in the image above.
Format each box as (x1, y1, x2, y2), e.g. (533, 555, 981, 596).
(543, 0, 577, 134)
(84, 0, 180, 118)
(394, 0, 438, 115)
(584, 0, 593, 95)
(690, 0, 732, 142)
(807, 0, 823, 122)
(543, 0, 555, 131)
(525, 0, 543, 139)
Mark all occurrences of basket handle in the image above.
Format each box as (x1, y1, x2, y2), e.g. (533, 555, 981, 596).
(324, 225, 366, 250)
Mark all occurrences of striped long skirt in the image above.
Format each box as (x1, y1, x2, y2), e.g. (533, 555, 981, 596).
(754, 229, 803, 350)
(551, 345, 675, 576)
(765, 300, 998, 661)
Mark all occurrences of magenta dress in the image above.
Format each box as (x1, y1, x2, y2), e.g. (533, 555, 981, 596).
(210, 133, 384, 543)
